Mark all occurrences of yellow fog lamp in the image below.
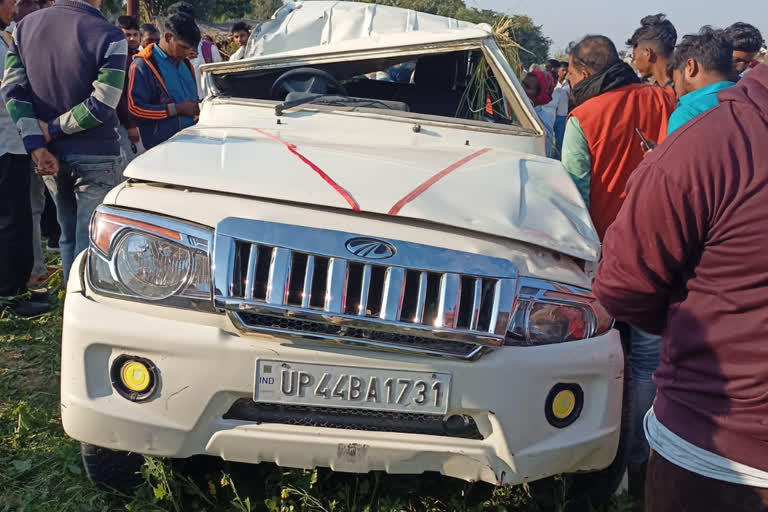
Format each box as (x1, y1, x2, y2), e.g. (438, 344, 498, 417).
(121, 361, 151, 391)
(111, 355, 158, 402)
(552, 390, 576, 419)
(546, 384, 583, 428)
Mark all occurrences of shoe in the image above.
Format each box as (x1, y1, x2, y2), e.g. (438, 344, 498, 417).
(28, 288, 49, 302)
(11, 300, 50, 317)
(28, 274, 48, 287)
(27, 267, 57, 288)
(46, 239, 60, 252)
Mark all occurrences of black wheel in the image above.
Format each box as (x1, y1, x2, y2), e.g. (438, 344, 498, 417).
(564, 345, 634, 511)
(81, 443, 145, 492)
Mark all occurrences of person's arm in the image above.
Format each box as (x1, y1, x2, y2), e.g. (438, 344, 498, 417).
(46, 34, 127, 140)
(2, 29, 58, 174)
(561, 116, 591, 208)
(116, 57, 138, 131)
(593, 164, 707, 334)
(1, 30, 45, 151)
(116, 91, 136, 127)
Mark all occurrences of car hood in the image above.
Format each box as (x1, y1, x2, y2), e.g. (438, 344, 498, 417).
(125, 126, 600, 262)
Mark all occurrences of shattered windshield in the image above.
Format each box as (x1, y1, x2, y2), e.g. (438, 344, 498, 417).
(212, 48, 531, 130)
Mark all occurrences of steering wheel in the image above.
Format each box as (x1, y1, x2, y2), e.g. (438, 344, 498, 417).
(270, 67, 348, 100)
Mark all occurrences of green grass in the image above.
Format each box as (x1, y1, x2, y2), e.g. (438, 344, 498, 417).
(0, 257, 635, 512)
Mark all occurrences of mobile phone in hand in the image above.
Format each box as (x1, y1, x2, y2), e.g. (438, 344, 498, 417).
(636, 128, 657, 151)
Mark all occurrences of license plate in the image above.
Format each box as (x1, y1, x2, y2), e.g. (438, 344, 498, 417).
(254, 360, 451, 415)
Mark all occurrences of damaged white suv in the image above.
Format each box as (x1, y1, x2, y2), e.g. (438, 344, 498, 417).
(61, 1, 629, 506)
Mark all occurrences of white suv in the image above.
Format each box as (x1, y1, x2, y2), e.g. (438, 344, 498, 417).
(61, 1, 629, 507)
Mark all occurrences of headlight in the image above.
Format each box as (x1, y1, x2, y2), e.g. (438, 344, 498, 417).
(116, 232, 192, 299)
(505, 277, 614, 346)
(88, 206, 214, 310)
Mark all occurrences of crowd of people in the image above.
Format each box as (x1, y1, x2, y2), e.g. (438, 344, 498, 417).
(543, 15, 764, 512)
(498, 12, 768, 511)
(0, 1, 766, 510)
(0, 0, 255, 317)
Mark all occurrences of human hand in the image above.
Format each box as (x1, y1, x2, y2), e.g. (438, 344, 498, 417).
(640, 139, 657, 157)
(31, 147, 59, 176)
(127, 127, 140, 144)
(38, 120, 51, 143)
(176, 100, 200, 117)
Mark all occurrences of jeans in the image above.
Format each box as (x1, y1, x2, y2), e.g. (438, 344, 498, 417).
(0, 154, 33, 296)
(629, 326, 662, 467)
(30, 170, 48, 278)
(554, 115, 567, 160)
(43, 154, 122, 282)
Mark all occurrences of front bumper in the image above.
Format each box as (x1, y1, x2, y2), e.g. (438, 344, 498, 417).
(61, 254, 625, 486)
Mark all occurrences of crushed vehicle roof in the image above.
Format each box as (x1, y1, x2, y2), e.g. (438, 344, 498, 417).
(239, 1, 493, 61)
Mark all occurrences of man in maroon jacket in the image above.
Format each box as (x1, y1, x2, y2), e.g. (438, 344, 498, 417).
(594, 64, 768, 511)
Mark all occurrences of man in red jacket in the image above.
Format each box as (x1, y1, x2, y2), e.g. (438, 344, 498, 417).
(594, 65, 768, 511)
(562, 35, 676, 239)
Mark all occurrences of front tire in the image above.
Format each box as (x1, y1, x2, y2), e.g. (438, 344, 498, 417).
(81, 443, 145, 492)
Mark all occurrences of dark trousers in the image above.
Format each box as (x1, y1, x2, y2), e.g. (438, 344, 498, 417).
(41, 186, 60, 243)
(0, 153, 33, 296)
(646, 450, 768, 512)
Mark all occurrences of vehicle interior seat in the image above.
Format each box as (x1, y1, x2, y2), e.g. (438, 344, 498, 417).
(343, 76, 408, 102)
(397, 53, 464, 118)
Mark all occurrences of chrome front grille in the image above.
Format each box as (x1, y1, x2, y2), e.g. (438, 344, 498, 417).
(213, 218, 518, 359)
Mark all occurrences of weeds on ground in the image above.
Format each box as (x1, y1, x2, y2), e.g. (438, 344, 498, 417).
(0, 255, 636, 512)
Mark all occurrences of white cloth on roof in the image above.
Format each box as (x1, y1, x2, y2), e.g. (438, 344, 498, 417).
(243, 1, 488, 59)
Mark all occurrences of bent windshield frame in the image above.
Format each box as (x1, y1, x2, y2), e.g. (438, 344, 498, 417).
(205, 39, 541, 134)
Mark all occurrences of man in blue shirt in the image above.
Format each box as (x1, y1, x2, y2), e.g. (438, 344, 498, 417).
(127, 13, 200, 149)
(668, 27, 734, 134)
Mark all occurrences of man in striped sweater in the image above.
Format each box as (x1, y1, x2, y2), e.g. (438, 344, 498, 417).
(0, 0, 127, 281)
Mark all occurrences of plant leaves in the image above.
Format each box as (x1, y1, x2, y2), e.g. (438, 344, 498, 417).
(11, 459, 32, 472)
(153, 485, 166, 500)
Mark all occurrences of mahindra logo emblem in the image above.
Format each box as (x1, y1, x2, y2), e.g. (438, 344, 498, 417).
(345, 238, 396, 259)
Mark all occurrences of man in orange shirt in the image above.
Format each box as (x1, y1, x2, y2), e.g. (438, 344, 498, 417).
(560, 34, 676, 500)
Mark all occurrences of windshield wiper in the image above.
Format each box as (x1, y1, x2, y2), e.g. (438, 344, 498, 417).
(275, 94, 395, 116)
